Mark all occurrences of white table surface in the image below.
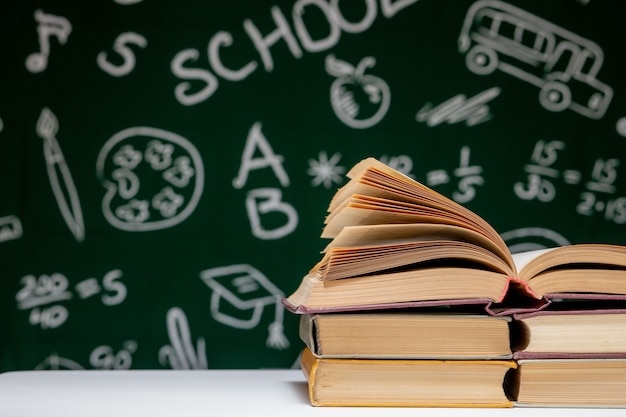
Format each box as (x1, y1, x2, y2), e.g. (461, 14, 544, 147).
(1, 369, 625, 417)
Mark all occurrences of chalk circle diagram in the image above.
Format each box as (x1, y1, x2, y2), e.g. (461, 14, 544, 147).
(500, 227, 571, 254)
(326, 54, 391, 129)
(96, 127, 204, 231)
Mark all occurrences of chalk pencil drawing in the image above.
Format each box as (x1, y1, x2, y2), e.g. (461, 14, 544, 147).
(200, 264, 289, 350)
(307, 151, 345, 189)
(326, 54, 391, 129)
(459, 0, 612, 119)
(0, 215, 23, 243)
(97, 32, 148, 77)
(416, 87, 501, 127)
(96, 127, 204, 232)
(25, 9, 72, 73)
(36, 108, 85, 242)
(159, 307, 208, 369)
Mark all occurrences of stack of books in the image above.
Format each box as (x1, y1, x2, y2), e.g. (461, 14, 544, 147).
(510, 307, 626, 407)
(283, 157, 626, 408)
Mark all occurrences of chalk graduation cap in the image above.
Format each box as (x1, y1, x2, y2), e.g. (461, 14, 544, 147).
(200, 264, 289, 349)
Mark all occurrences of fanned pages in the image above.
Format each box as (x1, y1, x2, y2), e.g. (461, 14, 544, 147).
(284, 157, 626, 314)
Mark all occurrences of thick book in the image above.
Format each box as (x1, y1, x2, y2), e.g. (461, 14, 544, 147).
(300, 347, 516, 407)
(283, 157, 626, 314)
(513, 308, 626, 359)
(300, 312, 512, 359)
(510, 359, 626, 407)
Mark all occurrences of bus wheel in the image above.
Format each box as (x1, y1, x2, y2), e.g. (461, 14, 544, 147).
(539, 81, 571, 112)
(465, 45, 497, 75)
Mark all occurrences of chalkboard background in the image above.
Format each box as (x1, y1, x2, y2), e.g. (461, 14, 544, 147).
(1, 0, 626, 370)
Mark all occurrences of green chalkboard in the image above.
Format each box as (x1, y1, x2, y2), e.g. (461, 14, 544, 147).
(1, 0, 626, 370)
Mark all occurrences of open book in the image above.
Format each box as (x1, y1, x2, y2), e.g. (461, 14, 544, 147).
(283, 157, 626, 314)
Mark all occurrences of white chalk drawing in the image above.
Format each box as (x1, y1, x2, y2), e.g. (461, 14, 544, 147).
(97, 32, 148, 77)
(246, 188, 298, 240)
(35, 353, 83, 370)
(171, 1, 417, 105)
(459, 0, 612, 119)
(233, 122, 297, 240)
(114, 0, 144, 4)
(500, 227, 570, 254)
(0, 116, 3, 132)
(15, 270, 127, 330)
(307, 151, 345, 189)
(200, 264, 289, 350)
(0, 215, 23, 243)
(514, 139, 570, 203)
(25, 9, 72, 73)
(326, 54, 391, 129)
(233, 122, 289, 189)
(36, 341, 137, 370)
(159, 307, 208, 369)
(416, 87, 500, 127)
(379, 155, 415, 178)
(577, 158, 626, 224)
(96, 127, 204, 232)
(617, 117, 626, 138)
(36, 108, 85, 242)
(426, 146, 484, 204)
(16, 273, 72, 329)
(89, 341, 137, 369)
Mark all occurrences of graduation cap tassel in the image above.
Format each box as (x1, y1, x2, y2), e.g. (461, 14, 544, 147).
(266, 297, 290, 350)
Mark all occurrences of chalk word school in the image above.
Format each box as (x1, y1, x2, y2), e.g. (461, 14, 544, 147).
(171, 0, 419, 105)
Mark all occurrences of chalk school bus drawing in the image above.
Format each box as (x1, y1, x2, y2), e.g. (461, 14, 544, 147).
(458, 0, 613, 119)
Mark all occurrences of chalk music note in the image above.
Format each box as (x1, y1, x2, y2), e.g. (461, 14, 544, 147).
(25, 9, 72, 73)
(36, 108, 85, 242)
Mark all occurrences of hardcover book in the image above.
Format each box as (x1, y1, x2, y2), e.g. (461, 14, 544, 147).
(283, 158, 626, 314)
(300, 311, 513, 359)
(301, 347, 516, 407)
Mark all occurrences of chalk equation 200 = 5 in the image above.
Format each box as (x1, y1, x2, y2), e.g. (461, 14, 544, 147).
(14, 270, 127, 330)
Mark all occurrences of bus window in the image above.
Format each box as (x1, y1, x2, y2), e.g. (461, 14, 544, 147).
(476, 10, 497, 35)
(498, 18, 517, 40)
(577, 50, 599, 77)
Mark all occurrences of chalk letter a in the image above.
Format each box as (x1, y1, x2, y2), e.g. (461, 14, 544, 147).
(233, 122, 290, 189)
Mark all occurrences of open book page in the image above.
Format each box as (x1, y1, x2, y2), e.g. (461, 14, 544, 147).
(323, 157, 514, 270)
(312, 223, 516, 280)
(511, 248, 555, 274)
(510, 244, 626, 299)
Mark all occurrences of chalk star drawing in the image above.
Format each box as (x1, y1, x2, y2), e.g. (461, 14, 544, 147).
(307, 151, 345, 189)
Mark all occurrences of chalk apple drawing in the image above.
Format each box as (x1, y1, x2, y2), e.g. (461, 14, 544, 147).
(325, 54, 391, 129)
(96, 127, 204, 231)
